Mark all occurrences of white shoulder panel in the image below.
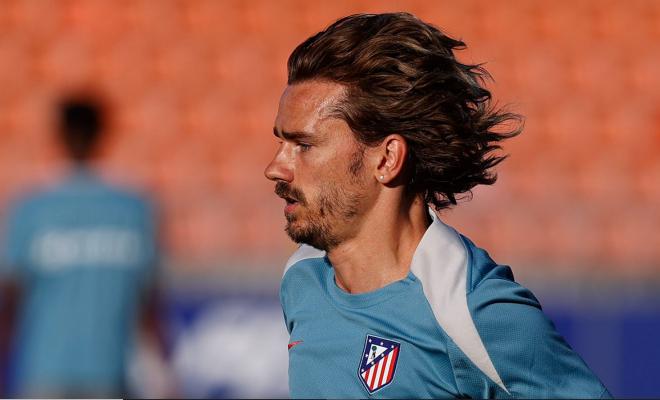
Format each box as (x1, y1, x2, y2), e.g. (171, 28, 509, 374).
(411, 212, 508, 393)
(283, 244, 326, 277)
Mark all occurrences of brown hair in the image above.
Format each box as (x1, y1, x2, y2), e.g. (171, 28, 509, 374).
(287, 12, 522, 209)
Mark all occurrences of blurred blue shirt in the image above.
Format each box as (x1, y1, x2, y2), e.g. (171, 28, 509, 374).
(3, 167, 158, 396)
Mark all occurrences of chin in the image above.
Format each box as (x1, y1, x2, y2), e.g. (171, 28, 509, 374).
(285, 224, 312, 246)
(285, 222, 336, 251)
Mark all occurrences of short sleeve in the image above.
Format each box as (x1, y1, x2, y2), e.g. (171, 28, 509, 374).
(280, 270, 294, 335)
(467, 274, 611, 399)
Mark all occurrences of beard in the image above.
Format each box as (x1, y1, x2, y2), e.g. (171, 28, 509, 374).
(275, 177, 364, 251)
(274, 146, 367, 251)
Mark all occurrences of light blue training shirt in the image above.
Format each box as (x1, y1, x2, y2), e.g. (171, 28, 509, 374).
(3, 168, 157, 395)
(280, 212, 610, 398)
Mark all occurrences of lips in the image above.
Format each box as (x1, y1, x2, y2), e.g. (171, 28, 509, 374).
(275, 182, 308, 218)
(284, 201, 298, 215)
(275, 189, 298, 215)
(274, 182, 305, 213)
(279, 192, 298, 212)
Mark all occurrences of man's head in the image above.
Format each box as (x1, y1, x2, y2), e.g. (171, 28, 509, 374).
(265, 12, 521, 249)
(266, 81, 372, 250)
(57, 95, 105, 163)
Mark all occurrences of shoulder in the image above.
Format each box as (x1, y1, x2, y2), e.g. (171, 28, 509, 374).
(461, 236, 610, 398)
(409, 217, 509, 393)
(4, 188, 52, 226)
(282, 244, 326, 278)
(279, 245, 327, 329)
(281, 245, 327, 299)
(91, 179, 158, 224)
(410, 217, 608, 397)
(460, 234, 515, 292)
(96, 180, 154, 210)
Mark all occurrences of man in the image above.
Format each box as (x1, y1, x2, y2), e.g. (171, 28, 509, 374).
(265, 13, 610, 398)
(1, 94, 164, 397)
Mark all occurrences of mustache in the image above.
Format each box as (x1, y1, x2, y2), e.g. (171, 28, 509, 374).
(275, 181, 307, 204)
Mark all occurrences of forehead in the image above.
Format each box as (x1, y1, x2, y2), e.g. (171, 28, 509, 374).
(275, 80, 347, 133)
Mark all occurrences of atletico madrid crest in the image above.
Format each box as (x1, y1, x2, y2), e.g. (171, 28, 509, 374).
(358, 334, 401, 393)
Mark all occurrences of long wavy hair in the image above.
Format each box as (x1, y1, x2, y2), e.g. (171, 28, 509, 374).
(287, 12, 523, 209)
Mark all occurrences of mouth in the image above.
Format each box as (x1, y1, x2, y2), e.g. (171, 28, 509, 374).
(283, 195, 299, 214)
(274, 182, 304, 215)
(277, 191, 298, 204)
(282, 194, 298, 204)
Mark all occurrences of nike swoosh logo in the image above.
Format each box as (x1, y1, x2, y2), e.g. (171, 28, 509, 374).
(288, 340, 303, 350)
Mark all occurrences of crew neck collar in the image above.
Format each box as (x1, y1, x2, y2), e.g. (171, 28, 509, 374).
(324, 257, 417, 309)
(285, 209, 459, 309)
(324, 208, 444, 309)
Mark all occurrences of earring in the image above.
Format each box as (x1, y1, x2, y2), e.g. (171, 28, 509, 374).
(379, 175, 384, 181)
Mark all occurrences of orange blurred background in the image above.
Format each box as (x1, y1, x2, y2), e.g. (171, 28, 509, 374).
(0, 0, 659, 397)
(1, 0, 658, 283)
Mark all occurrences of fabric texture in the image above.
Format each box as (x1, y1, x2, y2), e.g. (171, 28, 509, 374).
(280, 215, 610, 398)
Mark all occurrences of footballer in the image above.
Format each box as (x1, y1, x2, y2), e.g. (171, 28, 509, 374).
(265, 12, 610, 398)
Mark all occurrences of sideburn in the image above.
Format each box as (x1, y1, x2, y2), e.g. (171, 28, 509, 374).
(347, 144, 365, 180)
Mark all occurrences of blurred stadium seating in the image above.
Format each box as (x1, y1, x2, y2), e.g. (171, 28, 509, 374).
(0, 0, 658, 397)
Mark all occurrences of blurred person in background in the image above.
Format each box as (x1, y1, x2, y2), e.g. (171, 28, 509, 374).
(0, 93, 170, 397)
(265, 13, 610, 398)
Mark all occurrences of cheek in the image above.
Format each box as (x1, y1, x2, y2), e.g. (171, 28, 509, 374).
(294, 148, 364, 197)
(293, 157, 330, 191)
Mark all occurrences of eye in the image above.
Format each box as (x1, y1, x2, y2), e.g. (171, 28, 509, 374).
(298, 143, 312, 152)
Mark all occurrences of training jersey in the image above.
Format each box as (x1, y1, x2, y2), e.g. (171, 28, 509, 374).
(3, 168, 157, 395)
(280, 213, 610, 398)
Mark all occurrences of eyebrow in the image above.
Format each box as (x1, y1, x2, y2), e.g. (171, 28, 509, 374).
(273, 127, 315, 141)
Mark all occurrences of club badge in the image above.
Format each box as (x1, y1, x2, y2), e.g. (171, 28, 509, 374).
(358, 334, 400, 393)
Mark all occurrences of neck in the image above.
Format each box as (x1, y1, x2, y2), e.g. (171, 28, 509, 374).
(327, 195, 431, 294)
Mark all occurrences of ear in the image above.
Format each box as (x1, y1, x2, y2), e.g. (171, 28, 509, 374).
(374, 134, 408, 184)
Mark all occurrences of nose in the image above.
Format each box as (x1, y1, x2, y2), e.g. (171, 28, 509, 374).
(264, 145, 294, 183)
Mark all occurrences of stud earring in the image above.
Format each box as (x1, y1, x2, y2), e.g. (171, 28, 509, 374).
(379, 175, 384, 181)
